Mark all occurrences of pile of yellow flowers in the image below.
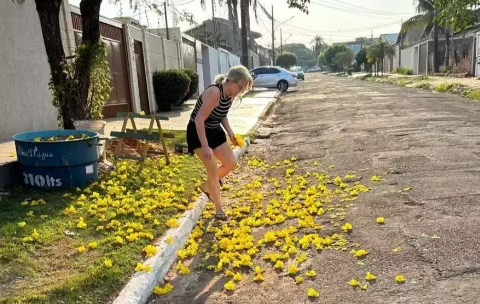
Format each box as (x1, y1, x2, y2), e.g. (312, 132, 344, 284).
(153, 156, 400, 300)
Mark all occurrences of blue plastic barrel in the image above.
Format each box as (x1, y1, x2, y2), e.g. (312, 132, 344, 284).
(12, 130, 99, 189)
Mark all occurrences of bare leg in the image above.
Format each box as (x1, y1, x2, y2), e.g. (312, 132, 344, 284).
(200, 142, 237, 191)
(194, 148, 223, 214)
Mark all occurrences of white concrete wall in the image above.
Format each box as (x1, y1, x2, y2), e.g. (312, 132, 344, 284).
(0, 1, 57, 140)
(400, 45, 416, 73)
(250, 50, 260, 69)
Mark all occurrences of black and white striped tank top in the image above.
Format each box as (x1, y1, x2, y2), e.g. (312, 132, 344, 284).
(190, 84, 232, 129)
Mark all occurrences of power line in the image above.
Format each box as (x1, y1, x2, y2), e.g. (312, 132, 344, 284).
(324, 0, 413, 16)
(310, 1, 404, 20)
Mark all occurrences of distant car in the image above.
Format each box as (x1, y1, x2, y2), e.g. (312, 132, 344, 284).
(290, 66, 305, 80)
(307, 66, 322, 73)
(250, 66, 299, 92)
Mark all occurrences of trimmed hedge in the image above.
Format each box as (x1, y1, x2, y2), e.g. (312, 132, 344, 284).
(180, 68, 199, 103)
(153, 69, 190, 112)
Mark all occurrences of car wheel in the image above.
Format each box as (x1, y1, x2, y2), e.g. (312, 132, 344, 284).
(277, 80, 289, 92)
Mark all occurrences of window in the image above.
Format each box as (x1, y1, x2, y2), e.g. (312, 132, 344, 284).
(263, 67, 280, 74)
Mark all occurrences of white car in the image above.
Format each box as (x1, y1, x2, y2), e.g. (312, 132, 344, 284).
(250, 66, 299, 92)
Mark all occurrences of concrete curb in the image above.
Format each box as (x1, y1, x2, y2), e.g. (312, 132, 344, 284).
(113, 138, 251, 304)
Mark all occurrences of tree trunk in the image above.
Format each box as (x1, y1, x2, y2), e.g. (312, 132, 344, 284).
(240, 0, 249, 68)
(445, 29, 451, 67)
(433, 9, 440, 73)
(34, 0, 74, 129)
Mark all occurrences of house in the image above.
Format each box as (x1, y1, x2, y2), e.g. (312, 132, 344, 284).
(333, 37, 376, 54)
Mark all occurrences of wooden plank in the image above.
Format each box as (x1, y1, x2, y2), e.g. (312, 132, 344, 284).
(147, 150, 166, 155)
(117, 112, 169, 120)
(110, 131, 160, 141)
(156, 118, 170, 165)
(115, 155, 144, 161)
(125, 129, 175, 138)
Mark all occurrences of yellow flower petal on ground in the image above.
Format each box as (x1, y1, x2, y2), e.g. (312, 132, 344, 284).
(288, 264, 300, 275)
(253, 273, 265, 281)
(225, 270, 235, 277)
(306, 269, 316, 277)
(143, 244, 158, 257)
(307, 288, 320, 297)
(23, 236, 33, 242)
(233, 272, 243, 281)
(348, 278, 361, 286)
(295, 276, 304, 284)
(361, 283, 368, 291)
(342, 222, 353, 232)
(166, 236, 174, 244)
(153, 286, 167, 295)
(18, 222, 26, 228)
(366, 272, 377, 281)
(274, 260, 284, 269)
(31, 229, 39, 240)
(235, 134, 245, 148)
(104, 259, 113, 267)
(142, 264, 152, 272)
(354, 249, 369, 257)
(371, 175, 381, 181)
(224, 280, 235, 291)
(115, 236, 124, 244)
(166, 218, 180, 228)
(392, 246, 402, 252)
(376, 217, 385, 224)
(135, 262, 144, 272)
(255, 266, 264, 274)
(76, 245, 86, 253)
(395, 275, 405, 283)
(165, 283, 174, 292)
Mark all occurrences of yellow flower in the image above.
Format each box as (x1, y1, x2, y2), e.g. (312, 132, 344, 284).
(354, 249, 369, 257)
(165, 236, 174, 244)
(295, 276, 304, 284)
(18, 222, 26, 228)
(307, 288, 320, 298)
(135, 262, 144, 272)
(342, 222, 353, 232)
(104, 259, 113, 267)
(233, 272, 243, 281)
(348, 278, 361, 286)
(21, 201, 29, 206)
(361, 283, 368, 291)
(366, 272, 377, 281)
(392, 246, 402, 252)
(23, 236, 33, 242)
(166, 218, 180, 228)
(179, 265, 190, 274)
(253, 273, 265, 281)
(143, 244, 158, 258)
(77, 218, 87, 229)
(87, 242, 98, 249)
(115, 236, 124, 244)
(31, 229, 39, 240)
(274, 260, 284, 269)
(224, 280, 235, 291)
(140, 111, 146, 115)
(26, 210, 34, 217)
(34, 137, 41, 142)
(153, 283, 174, 295)
(288, 264, 300, 275)
(126, 233, 139, 242)
(305, 269, 316, 277)
(376, 217, 385, 224)
(403, 187, 412, 191)
(255, 266, 264, 274)
(395, 275, 405, 283)
(296, 253, 307, 264)
(371, 175, 381, 181)
(235, 134, 245, 148)
(77, 245, 86, 253)
(40, 215, 48, 219)
(225, 270, 235, 277)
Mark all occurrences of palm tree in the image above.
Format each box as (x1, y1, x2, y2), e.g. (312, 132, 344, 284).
(310, 35, 325, 58)
(402, 0, 444, 71)
(366, 39, 396, 76)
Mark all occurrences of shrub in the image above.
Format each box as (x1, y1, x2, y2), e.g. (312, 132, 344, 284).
(153, 69, 190, 112)
(434, 82, 465, 93)
(394, 67, 413, 75)
(347, 68, 354, 75)
(180, 68, 199, 103)
(396, 79, 411, 86)
(413, 81, 431, 90)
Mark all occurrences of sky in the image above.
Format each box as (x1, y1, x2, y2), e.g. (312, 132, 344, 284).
(69, 0, 418, 48)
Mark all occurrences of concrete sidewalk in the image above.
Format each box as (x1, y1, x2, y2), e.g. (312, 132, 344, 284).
(0, 88, 278, 186)
(104, 89, 278, 136)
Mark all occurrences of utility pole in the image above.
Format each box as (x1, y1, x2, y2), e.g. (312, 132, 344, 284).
(212, 0, 217, 48)
(164, 2, 170, 40)
(280, 28, 283, 53)
(240, 0, 249, 67)
(399, 19, 403, 68)
(271, 5, 275, 66)
(433, 7, 439, 73)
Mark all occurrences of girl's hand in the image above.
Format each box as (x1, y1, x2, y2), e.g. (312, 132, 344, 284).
(202, 146, 214, 161)
(228, 132, 238, 146)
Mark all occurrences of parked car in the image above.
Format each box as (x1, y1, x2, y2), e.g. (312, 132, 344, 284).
(290, 66, 305, 80)
(307, 66, 322, 73)
(250, 66, 299, 92)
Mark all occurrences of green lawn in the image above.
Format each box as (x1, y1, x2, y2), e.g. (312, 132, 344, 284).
(0, 150, 204, 303)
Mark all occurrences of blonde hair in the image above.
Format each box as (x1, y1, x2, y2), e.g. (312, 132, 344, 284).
(214, 65, 253, 97)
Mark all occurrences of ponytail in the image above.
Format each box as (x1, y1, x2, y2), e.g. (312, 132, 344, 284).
(214, 74, 227, 85)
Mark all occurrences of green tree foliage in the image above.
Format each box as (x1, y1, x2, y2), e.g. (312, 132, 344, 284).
(276, 52, 298, 69)
(282, 43, 317, 69)
(366, 39, 396, 76)
(355, 48, 371, 72)
(434, 0, 480, 31)
(332, 50, 354, 72)
(322, 44, 351, 72)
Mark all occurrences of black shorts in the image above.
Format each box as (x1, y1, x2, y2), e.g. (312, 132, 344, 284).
(186, 121, 227, 155)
